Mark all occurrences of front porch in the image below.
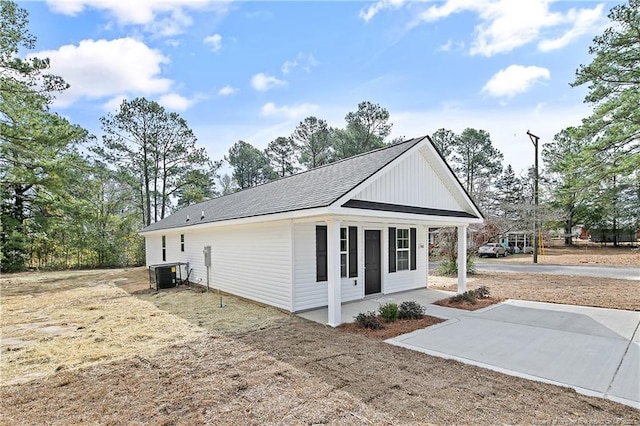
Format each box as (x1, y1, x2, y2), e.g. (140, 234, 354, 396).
(298, 287, 464, 325)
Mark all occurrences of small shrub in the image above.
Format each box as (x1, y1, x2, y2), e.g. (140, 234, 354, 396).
(436, 256, 475, 276)
(450, 290, 478, 304)
(449, 286, 491, 305)
(475, 286, 490, 299)
(398, 301, 425, 320)
(354, 311, 382, 329)
(379, 303, 399, 323)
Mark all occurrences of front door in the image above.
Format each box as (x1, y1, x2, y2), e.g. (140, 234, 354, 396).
(365, 230, 381, 295)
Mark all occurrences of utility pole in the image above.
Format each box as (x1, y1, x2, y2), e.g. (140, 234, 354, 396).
(527, 130, 540, 264)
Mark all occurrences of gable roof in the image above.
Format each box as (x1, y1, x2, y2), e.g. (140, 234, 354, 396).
(141, 137, 426, 233)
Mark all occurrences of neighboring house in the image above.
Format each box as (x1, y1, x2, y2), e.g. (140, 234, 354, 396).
(140, 136, 483, 326)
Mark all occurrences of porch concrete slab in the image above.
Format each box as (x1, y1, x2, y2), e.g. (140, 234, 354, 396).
(388, 300, 640, 409)
(297, 287, 458, 324)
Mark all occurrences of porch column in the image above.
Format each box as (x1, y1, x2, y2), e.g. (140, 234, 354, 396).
(327, 219, 342, 327)
(457, 225, 468, 294)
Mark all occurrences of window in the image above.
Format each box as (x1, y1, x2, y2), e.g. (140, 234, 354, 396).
(389, 227, 417, 273)
(396, 228, 410, 271)
(161, 235, 166, 262)
(340, 228, 348, 277)
(316, 225, 357, 282)
(180, 234, 185, 252)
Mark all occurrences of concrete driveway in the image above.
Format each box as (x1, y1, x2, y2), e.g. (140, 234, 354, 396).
(388, 300, 640, 409)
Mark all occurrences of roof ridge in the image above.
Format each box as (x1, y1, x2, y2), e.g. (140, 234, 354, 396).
(140, 135, 430, 232)
(199, 137, 421, 204)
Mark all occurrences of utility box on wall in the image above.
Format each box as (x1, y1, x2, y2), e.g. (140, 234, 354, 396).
(203, 245, 212, 267)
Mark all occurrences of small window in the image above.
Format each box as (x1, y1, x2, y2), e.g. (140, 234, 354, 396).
(396, 228, 410, 271)
(180, 234, 185, 252)
(340, 228, 348, 278)
(161, 235, 166, 262)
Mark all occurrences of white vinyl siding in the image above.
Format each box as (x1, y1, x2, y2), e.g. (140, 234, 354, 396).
(383, 226, 427, 294)
(294, 222, 326, 310)
(352, 151, 461, 211)
(293, 222, 363, 311)
(145, 234, 163, 266)
(145, 220, 293, 311)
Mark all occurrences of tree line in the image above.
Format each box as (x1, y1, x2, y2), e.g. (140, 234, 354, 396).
(1, 0, 638, 273)
(224, 101, 398, 192)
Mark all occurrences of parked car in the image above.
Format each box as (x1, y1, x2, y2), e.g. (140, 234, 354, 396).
(478, 243, 506, 258)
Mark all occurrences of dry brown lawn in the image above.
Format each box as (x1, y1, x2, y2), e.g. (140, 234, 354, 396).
(481, 243, 640, 267)
(1, 258, 639, 425)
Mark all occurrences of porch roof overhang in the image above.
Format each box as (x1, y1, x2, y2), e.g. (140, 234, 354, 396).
(140, 199, 482, 236)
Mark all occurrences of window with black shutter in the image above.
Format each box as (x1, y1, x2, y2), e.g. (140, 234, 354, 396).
(316, 226, 327, 282)
(410, 228, 417, 270)
(389, 227, 417, 272)
(348, 226, 357, 278)
(388, 227, 396, 273)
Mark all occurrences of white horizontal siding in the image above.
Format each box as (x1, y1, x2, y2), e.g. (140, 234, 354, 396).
(383, 226, 428, 294)
(145, 234, 163, 266)
(353, 151, 461, 211)
(293, 222, 326, 311)
(293, 222, 429, 310)
(145, 221, 292, 311)
(293, 222, 365, 311)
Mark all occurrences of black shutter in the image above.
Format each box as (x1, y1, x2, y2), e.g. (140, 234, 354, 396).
(316, 226, 327, 282)
(348, 226, 357, 278)
(410, 227, 417, 270)
(388, 227, 396, 273)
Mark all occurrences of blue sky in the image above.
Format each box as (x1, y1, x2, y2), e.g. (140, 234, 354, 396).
(21, 0, 617, 174)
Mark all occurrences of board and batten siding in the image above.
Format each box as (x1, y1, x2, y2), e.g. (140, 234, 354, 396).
(145, 220, 293, 311)
(352, 151, 461, 211)
(293, 222, 364, 312)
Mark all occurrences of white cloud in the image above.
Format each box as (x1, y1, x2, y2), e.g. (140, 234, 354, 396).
(204, 34, 222, 52)
(359, 0, 405, 22)
(482, 65, 550, 99)
(218, 85, 237, 96)
(281, 52, 319, 75)
(251, 73, 287, 92)
(157, 93, 196, 111)
(538, 4, 605, 52)
(31, 38, 172, 107)
(103, 95, 127, 112)
(438, 39, 465, 52)
(260, 102, 319, 120)
(45, 0, 230, 36)
(281, 59, 297, 75)
(411, 0, 605, 56)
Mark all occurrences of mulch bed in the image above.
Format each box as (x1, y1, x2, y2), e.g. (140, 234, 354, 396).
(434, 297, 503, 311)
(338, 315, 445, 339)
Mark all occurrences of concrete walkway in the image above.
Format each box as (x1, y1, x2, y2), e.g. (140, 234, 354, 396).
(298, 290, 639, 409)
(388, 300, 640, 409)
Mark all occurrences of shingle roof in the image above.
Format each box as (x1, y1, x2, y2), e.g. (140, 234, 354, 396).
(141, 137, 426, 233)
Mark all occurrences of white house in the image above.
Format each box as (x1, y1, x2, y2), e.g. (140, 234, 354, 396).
(140, 136, 483, 326)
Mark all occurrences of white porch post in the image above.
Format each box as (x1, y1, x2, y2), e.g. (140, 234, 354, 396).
(327, 219, 342, 327)
(457, 225, 468, 294)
